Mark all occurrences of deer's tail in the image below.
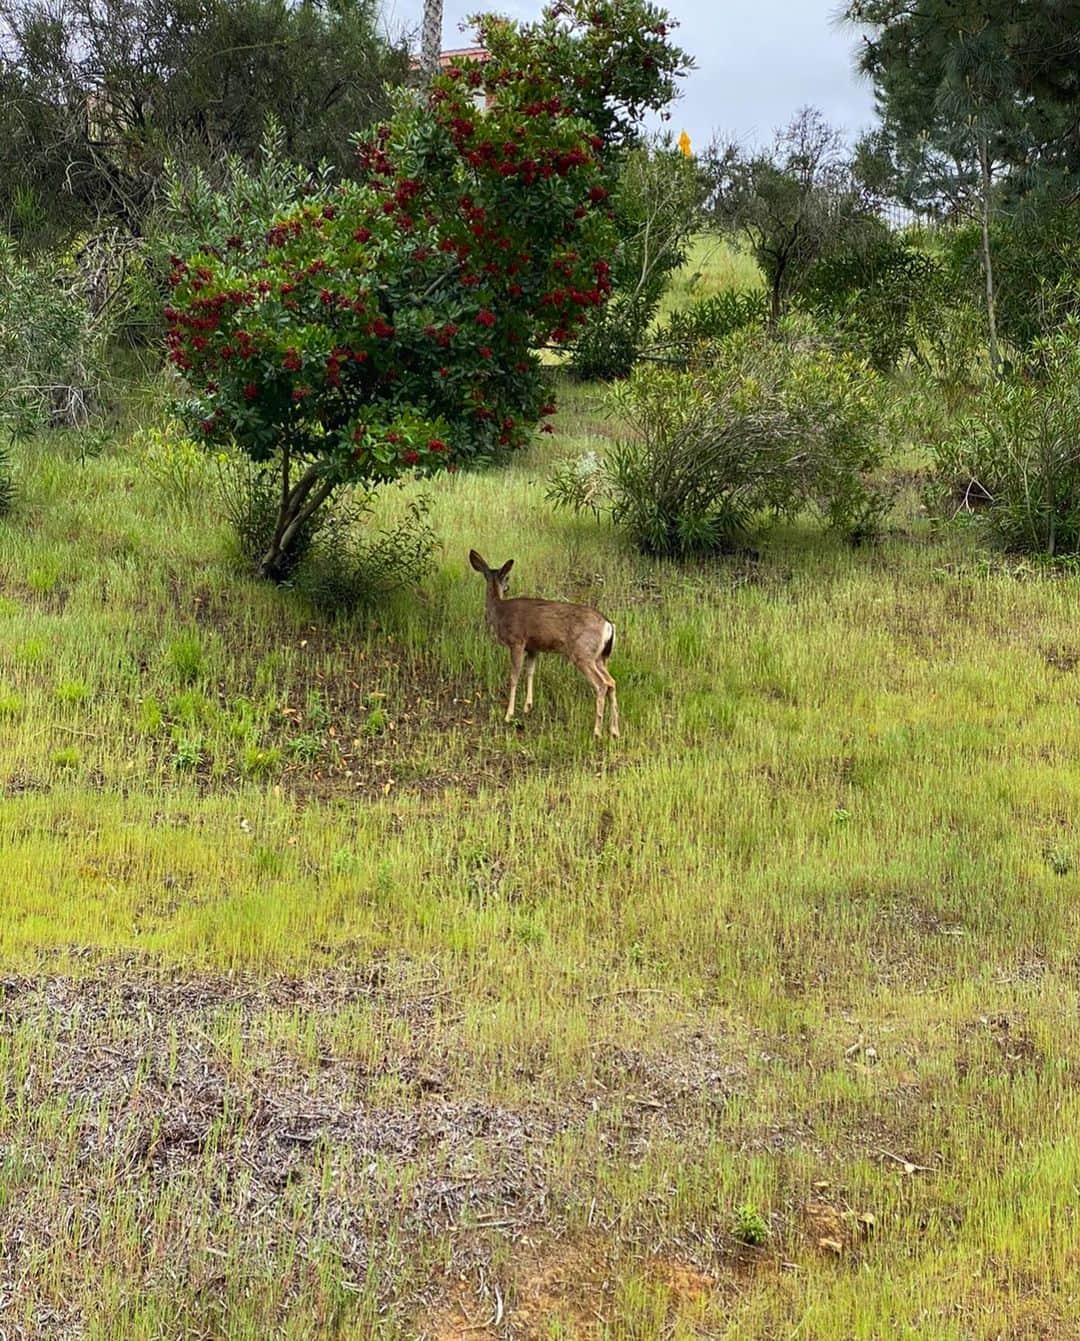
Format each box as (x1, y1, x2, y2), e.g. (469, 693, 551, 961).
(601, 622, 615, 661)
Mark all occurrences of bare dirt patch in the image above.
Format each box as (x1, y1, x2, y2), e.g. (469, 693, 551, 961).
(0, 959, 747, 1335)
(425, 1236, 723, 1339)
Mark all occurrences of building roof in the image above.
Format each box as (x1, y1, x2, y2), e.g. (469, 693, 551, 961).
(409, 46, 490, 71)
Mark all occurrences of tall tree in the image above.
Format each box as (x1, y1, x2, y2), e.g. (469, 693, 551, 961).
(420, 0, 443, 80)
(0, 0, 408, 240)
(167, 0, 690, 580)
(846, 0, 1080, 370)
(706, 108, 879, 327)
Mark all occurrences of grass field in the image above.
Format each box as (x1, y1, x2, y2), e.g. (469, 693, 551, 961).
(2, 247, 1079, 1338)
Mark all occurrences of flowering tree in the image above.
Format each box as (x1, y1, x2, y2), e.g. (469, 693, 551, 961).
(166, 0, 687, 579)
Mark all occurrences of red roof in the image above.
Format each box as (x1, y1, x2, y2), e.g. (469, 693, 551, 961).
(410, 46, 489, 71)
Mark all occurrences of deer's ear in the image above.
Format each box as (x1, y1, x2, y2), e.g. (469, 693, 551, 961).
(469, 550, 488, 573)
(498, 559, 514, 579)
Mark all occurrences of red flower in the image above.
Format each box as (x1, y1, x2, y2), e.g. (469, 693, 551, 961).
(428, 438, 447, 453)
(282, 349, 302, 372)
(354, 227, 372, 243)
(476, 309, 496, 327)
(402, 450, 420, 465)
(243, 383, 258, 401)
(588, 185, 608, 202)
(479, 346, 492, 359)
(370, 318, 395, 339)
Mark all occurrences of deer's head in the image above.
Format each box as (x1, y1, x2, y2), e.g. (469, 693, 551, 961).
(469, 549, 514, 598)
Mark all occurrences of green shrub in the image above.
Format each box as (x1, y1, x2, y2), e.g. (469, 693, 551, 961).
(289, 733, 322, 763)
(135, 420, 210, 512)
(0, 235, 108, 438)
(649, 288, 768, 367)
(213, 446, 437, 604)
(800, 231, 941, 371)
(240, 745, 282, 779)
(295, 495, 437, 613)
(943, 209, 1080, 353)
(550, 323, 886, 555)
(363, 707, 389, 736)
(929, 323, 1080, 557)
(733, 1203, 770, 1247)
(170, 735, 204, 772)
(568, 314, 646, 383)
(54, 680, 90, 705)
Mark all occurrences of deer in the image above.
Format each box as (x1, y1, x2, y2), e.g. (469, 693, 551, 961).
(469, 550, 619, 738)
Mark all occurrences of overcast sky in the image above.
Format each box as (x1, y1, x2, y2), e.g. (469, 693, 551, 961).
(384, 1, 878, 151)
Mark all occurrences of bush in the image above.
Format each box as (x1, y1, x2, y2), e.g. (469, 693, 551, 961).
(648, 287, 768, 367)
(0, 235, 108, 438)
(167, 2, 688, 580)
(213, 447, 437, 608)
(929, 324, 1080, 556)
(549, 324, 886, 555)
(800, 230, 940, 371)
(942, 209, 1080, 353)
(135, 419, 212, 511)
(295, 494, 438, 613)
(733, 1204, 770, 1247)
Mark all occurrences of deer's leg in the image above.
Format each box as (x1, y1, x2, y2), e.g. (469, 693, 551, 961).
(505, 643, 525, 723)
(523, 652, 538, 714)
(573, 656, 608, 738)
(597, 662, 619, 738)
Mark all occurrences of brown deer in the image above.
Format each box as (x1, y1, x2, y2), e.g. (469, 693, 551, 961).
(469, 550, 619, 738)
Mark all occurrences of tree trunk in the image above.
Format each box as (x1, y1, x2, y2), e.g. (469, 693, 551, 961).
(768, 271, 783, 331)
(977, 134, 1002, 374)
(420, 0, 444, 81)
(257, 459, 337, 582)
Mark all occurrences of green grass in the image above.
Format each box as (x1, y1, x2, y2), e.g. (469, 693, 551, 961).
(2, 308, 1080, 1332)
(655, 234, 764, 326)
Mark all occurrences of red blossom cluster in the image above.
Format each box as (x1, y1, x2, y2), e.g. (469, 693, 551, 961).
(164, 0, 682, 491)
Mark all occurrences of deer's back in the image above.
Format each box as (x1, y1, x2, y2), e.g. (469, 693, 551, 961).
(491, 597, 608, 654)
